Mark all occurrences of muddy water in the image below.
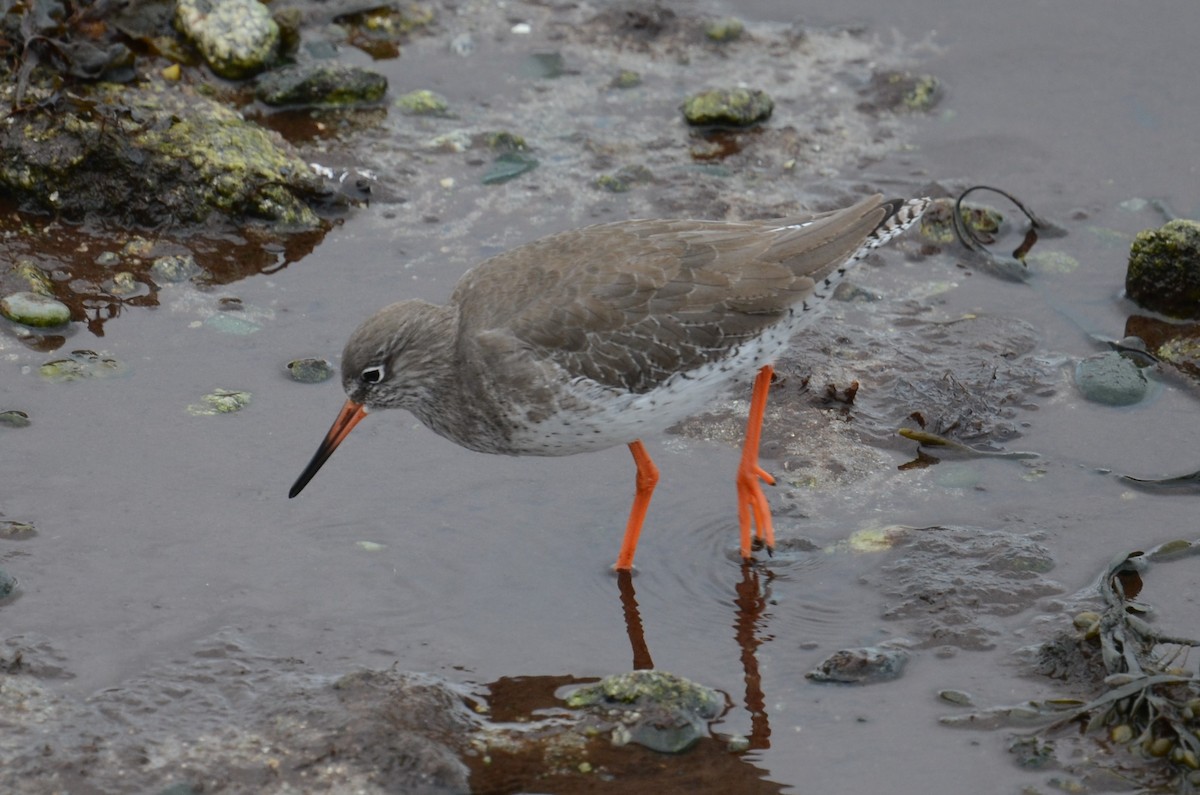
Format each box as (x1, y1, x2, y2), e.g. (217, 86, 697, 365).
(4, 0, 1200, 793)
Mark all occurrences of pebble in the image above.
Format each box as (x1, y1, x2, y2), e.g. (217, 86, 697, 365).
(0, 567, 15, 598)
(287, 358, 335, 383)
(1, 292, 71, 327)
(1074, 351, 1149, 406)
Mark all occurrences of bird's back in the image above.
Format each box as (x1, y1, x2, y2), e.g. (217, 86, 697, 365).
(450, 194, 920, 396)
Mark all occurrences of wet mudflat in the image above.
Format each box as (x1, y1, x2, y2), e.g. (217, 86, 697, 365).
(3, 1, 1200, 793)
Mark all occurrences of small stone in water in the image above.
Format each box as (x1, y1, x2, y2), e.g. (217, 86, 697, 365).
(203, 313, 262, 335)
(355, 541, 386, 552)
(0, 521, 36, 539)
(938, 689, 975, 706)
(482, 152, 539, 185)
(806, 645, 910, 684)
(39, 350, 127, 382)
(150, 254, 201, 284)
(565, 670, 724, 754)
(187, 389, 252, 416)
(287, 358, 335, 383)
(396, 89, 450, 116)
(0, 410, 31, 428)
(0, 567, 15, 598)
(1074, 351, 1149, 406)
(1, 292, 71, 327)
(110, 272, 140, 296)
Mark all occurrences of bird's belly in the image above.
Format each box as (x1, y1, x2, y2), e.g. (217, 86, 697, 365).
(505, 321, 794, 456)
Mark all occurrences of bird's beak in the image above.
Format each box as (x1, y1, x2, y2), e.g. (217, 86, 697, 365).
(289, 399, 368, 498)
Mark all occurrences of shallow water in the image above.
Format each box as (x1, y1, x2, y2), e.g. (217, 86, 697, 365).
(4, 0, 1200, 792)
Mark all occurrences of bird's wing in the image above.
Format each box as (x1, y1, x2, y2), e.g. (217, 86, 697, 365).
(453, 194, 892, 394)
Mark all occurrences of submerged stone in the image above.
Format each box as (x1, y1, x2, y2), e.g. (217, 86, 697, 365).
(0, 521, 36, 539)
(610, 69, 642, 89)
(806, 646, 910, 684)
(565, 670, 724, 753)
(175, 0, 280, 79)
(918, 199, 1004, 245)
(150, 254, 201, 284)
(187, 389, 252, 416)
(1074, 351, 1149, 406)
(682, 88, 773, 127)
(13, 260, 54, 296)
(286, 358, 335, 383)
(0, 292, 70, 327)
(704, 17, 744, 42)
(482, 152, 539, 185)
(396, 89, 450, 116)
(39, 351, 127, 382)
(0, 410, 30, 428)
(257, 63, 388, 107)
(0, 567, 15, 598)
(203, 313, 261, 335)
(1126, 219, 1200, 319)
(865, 70, 943, 113)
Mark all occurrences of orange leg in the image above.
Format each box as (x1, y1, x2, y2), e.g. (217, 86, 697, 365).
(615, 440, 660, 570)
(737, 365, 776, 559)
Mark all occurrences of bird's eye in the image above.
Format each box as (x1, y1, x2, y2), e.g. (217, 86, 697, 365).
(361, 365, 386, 384)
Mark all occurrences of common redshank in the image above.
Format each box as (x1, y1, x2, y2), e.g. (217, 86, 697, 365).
(290, 193, 929, 569)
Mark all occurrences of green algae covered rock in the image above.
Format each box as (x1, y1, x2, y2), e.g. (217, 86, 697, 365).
(175, 0, 280, 79)
(0, 83, 324, 228)
(565, 670, 724, 754)
(682, 88, 773, 127)
(1126, 219, 1200, 319)
(0, 292, 70, 327)
(256, 63, 388, 107)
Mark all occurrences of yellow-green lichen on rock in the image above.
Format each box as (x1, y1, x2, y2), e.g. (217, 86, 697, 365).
(1126, 219, 1200, 319)
(0, 82, 323, 228)
(175, 0, 280, 79)
(681, 88, 773, 127)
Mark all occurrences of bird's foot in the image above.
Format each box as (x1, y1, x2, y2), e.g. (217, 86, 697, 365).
(737, 462, 775, 560)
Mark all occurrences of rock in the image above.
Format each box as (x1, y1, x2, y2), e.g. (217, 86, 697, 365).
(1126, 219, 1200, 319)
(806, 645, 910, 684)
(0, 521, 36, 539)
(286, 358, 335, 383)
(682, 88, 773, 127)
(187, 389, 252, 416)
(396, 89, 450, 116)
(565, 670, 724, 753)
(256, 63, 388, 107)
(175, 0, 280, 79)
(704, 18, 744, 42)
(0, 291, 70, 327)
(610, 69, 642, 89)
(482, 152, 539, 185)
(150, 254, 201, 284)
(1074, 351, 1149, 406)
(203, 313, 261, 335)
(862, 70, 943, 113)
(917, 198, 1004, 245)
(0, 83, 325, 228)
(39, 350, 128, 382)
(0, 411, 31, 429)
(0, 567, 15, 599)
(1125, 314, 1200, 383)
(12, 259, 54, 295)
(594, 165, 653, 193)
